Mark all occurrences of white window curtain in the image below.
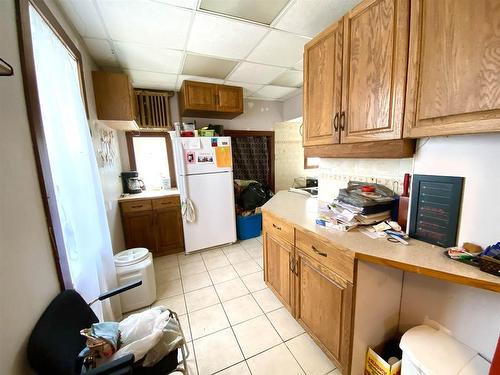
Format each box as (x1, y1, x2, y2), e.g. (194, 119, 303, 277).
(29, 5, 119, 320)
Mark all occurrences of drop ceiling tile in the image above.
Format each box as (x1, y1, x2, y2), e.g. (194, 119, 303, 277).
(275, 0, 361, 37)
(182, 54, 238, 79)
(154, 0, 198, 9)
(57, 0, 107, 39)
(252, 85, 297, 100)
(199, 0, 289, 25)
(114, 42, 183, 74)
(97, 0, 192, 49)
(176, 75, 224, 90)
(227, 62, 286, 85)
(83, 38, 118, 67)
(271, 70, 303, 87)
(247, 30, 309, 67)
(225, 81, 264, 97)
(187, 13, 268, 59)
(125, 70, 177, 90)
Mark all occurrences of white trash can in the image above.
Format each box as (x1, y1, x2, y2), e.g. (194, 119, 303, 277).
(400, 325, 490, 375)
(114, 248, 157, 313)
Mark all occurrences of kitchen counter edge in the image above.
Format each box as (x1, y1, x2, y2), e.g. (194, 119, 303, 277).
(262, 191, 500, 293)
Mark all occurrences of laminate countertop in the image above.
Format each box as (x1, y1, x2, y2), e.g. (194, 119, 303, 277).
(262, 191, 500, 292)
(118, 189, 180, 202)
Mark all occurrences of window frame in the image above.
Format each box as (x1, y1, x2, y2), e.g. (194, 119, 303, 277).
(125, 131, 177, 188)
(16, 0, 90, 289)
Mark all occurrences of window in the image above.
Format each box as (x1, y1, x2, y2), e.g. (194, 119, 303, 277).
(126, 132, 177, 189)
(18, 0, 117, 319)
(305, 157, 320, 169)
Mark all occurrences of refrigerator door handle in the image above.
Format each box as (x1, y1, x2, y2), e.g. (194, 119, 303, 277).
(182, 198, 196, 223)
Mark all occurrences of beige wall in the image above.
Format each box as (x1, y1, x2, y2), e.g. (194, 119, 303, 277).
(274, 121, 312, 191)
(0, 1, 124, 373)
(282, 91, 303, 121)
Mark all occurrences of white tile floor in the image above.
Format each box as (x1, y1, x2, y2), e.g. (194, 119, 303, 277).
(126, 236, 339, 375)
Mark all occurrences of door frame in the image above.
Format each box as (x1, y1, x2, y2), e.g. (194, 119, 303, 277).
(224, 130, 275, 192)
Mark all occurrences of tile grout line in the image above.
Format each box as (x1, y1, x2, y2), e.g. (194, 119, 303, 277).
(199, 247, 248, 375)
(176, 254, 199, 375)
(157, 239, 302, 375)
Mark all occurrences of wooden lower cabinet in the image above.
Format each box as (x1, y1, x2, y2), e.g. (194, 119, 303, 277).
(122, 210, 156, 253)
(263, 232, 294, 312)
(294, 250, 353, 373)
(121, 197, 184, 256)
(155, 206, 184, 255)
(263, 213, 354, 374)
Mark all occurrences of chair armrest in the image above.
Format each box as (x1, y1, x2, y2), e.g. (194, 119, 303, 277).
(83, 354, 134, 375)
(98, 280, 142, 301)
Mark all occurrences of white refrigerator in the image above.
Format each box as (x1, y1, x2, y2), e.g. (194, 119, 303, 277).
(170, 135, 237, 253)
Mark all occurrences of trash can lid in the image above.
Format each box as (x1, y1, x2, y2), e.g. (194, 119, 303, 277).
(114, 248, 149, 266)
(400, 325, 488, 375)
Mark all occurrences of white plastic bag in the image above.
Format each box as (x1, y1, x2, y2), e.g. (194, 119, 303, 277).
(111, 307, 183, 367)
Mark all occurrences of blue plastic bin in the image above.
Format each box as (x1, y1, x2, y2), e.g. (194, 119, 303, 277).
(236, 213, 262, 240)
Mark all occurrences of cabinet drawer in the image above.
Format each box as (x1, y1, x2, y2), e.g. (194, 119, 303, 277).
(263, 212, 294, 244)
(295, 230, 354, 283)
(121, 200, 152, 213)
(152, 196, 180, 209)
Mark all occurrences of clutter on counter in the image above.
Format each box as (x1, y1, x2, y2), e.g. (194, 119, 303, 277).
(316, 181, 397, 233)
(446, 241, 500, 278)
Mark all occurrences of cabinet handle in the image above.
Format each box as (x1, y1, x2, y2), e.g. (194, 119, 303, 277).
(131, 205, 143, 208)
(333, 112, 339, 132)
(340, 111, 346, 131)
(289, 259, 295, 274)
(272, 223, 282, 230)
(312, 245, 327, 257)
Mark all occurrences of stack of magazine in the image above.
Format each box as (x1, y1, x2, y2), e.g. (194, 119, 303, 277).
(316, 181, 395, 231)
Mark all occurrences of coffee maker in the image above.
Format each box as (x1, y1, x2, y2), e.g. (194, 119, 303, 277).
(121, 171, 145, 194)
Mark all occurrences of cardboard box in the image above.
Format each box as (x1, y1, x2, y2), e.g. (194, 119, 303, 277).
(365, 347, 401, 375)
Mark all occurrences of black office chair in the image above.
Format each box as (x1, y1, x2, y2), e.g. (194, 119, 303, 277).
(27, 281, 188, 374)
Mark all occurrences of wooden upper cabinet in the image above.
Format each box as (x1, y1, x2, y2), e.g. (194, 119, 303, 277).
(303, 20, 343, 146)
(181, 81, 217, 111)
(216, 85, 243, 113)
(340, 0, 409, 143)
(404, 0, 500, 137)
(92, 71, 138, 130)
(179, 80, 243, 119)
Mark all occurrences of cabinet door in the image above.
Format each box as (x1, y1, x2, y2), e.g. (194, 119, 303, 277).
(263, 232, 294, 312)
(404, 0, 500, 138)
(340, 0, 409, 143)
(294, 251, 353, 372)
(155, 207, 184, 256)
(303, 20, 343, 146)
(92, 71, 135, 121)
(216, 85, 243, 113)
(183, 81, 217, 111)
(123, 210, 156, 253)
